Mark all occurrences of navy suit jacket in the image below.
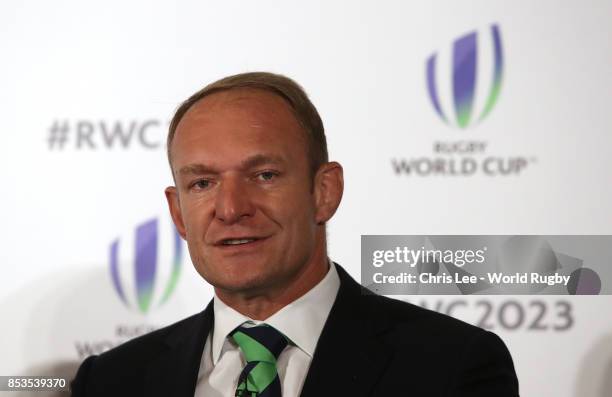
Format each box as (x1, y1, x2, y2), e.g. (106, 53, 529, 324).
(71, 264, 519, 396)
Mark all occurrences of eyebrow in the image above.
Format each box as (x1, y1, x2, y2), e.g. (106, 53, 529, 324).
(177, 154, 286, 176)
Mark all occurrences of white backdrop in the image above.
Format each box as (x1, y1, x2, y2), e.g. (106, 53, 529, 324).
(1, 1, 611, 396)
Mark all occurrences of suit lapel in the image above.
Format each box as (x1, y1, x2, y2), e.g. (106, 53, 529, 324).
(143, 301, 214, 397)
(300, 264, 393, 397)
(139, 264, 391, 397)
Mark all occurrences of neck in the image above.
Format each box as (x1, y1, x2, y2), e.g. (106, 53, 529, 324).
(215, 238, 330, 320)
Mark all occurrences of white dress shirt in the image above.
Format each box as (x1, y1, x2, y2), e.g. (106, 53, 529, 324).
(194, 262, 340, 397)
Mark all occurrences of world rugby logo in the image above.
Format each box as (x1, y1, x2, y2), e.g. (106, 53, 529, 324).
(109, 218, 183, 314)
(426, 24, 504, 128)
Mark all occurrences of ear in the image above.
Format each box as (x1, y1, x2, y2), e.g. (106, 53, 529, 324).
(313, 161, 344, 224)
(165, 186, 187, 239)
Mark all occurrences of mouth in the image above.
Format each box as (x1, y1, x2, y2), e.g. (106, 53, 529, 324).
(213, 236, 269, 250)
(220, 238, 259, 246)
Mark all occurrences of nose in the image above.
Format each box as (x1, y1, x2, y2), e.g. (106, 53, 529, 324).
(214, 177, 255, 224)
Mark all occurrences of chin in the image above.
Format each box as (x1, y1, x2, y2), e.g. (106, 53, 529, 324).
(197, 264, 272, 291)
(214, 277, 276, 295)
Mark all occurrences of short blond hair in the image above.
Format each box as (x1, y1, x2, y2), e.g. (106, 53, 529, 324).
(167, 72, 328, 176)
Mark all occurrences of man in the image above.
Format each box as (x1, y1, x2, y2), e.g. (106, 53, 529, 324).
(71, 72, 519, 396)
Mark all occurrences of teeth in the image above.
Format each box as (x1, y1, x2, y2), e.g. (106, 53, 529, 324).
(223, 239, 255, 245)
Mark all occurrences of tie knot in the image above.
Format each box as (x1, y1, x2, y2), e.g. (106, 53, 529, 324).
(230, 323, 288, 364)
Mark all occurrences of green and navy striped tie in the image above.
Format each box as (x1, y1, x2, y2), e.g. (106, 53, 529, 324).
(230, 323, 288, 397)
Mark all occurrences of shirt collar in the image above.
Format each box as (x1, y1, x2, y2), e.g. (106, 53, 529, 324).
(211, 260, 340, 364)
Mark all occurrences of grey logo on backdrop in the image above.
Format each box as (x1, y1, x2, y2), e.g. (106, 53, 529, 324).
(47, 119, 168, 150)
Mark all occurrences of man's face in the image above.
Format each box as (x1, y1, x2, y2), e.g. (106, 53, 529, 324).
(166, 89, 322, 296)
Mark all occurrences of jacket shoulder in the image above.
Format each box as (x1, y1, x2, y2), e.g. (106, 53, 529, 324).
(98, 311, 203, 364)
(71, 311, 206, 396)
(362, 293, 484, 337)
(358, 294, 519, 395)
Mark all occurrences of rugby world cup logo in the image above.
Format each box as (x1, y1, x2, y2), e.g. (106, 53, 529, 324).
(426, 24, 504, 128)
(109, 218, 183, 314)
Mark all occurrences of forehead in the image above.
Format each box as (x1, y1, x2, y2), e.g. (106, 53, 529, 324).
(184, 88, 297, 121)
(170, 88, 308, 168)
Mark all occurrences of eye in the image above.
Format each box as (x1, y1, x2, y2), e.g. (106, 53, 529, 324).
(256, 171, 278, 181)
(191, 179, 212, 190)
